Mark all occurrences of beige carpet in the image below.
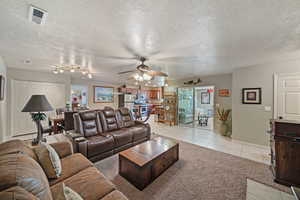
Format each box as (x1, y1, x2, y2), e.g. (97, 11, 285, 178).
(95, 138, 289, 200)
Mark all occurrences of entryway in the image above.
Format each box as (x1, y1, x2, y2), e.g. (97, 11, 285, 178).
(177, 86, 215, 130)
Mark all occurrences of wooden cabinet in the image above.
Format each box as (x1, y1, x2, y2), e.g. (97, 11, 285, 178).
(270, 120, 300, 187)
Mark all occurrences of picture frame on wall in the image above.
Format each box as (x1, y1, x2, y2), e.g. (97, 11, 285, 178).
(242, 88, 262, 104)
(93, 86, 114, 103)
(201, 92, 210, 104)
(0, 75, 5, 101)
(218, 89, 230, 97)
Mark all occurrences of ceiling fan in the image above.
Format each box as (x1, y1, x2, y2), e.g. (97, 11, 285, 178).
(118, 57, 168, 82)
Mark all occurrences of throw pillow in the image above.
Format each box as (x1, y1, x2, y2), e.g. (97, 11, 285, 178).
(54, 183, 83, 200)
(34, 142, 62, 179)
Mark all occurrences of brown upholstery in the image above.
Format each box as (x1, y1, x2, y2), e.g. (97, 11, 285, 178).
(77, 111, 103, 137)
(72, 107, 151, 162)
(51, 167, 115, 200)
(100, 109, 119, 132)
(101, 190, 128, 200)
(116, 107, 135, 128)
(0, 139, 128, 200)
(49, 153, 93, 186)
(0, 186, 39, 200)
(0, 139, 38, 161)
(86, 135, 115, 157)
(0, 153, 53, 200)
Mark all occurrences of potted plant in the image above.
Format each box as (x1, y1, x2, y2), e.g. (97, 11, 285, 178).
(217, 108, 231, 136)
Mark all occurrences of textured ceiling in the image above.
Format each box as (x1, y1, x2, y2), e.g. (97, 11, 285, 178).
(1, 0, 300, 83)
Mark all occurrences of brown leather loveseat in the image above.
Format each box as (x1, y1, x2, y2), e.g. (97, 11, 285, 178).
(0, 139, 128, 200)
(71, 107, 151, 162)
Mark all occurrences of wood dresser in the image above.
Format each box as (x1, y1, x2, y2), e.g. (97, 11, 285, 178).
(119, 137, 179, 190)
(270, 119, 300, 187)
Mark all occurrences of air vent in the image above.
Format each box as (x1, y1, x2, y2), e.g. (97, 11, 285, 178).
(28, 5, 47, 25)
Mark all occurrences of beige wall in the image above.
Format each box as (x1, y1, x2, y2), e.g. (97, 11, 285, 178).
(0, 57, 7, 142)
(172, 74, 233, 132)
(71, 78, 119, 109)
(232, 59, 300, 146)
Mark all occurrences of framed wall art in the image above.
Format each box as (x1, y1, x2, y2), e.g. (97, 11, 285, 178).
(242, 88, 261, 104)
(93, 86, 114, 103)
(218, 89, 230, 97)
(201, 92, 210, 104)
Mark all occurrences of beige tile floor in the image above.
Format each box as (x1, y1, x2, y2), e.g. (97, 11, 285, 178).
(148, 118, 294, 200)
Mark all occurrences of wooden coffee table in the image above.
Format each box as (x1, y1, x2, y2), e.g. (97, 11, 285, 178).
(119, 137, 179, 190)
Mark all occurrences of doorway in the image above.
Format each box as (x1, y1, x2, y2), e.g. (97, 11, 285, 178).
(177, 86, 215, 130)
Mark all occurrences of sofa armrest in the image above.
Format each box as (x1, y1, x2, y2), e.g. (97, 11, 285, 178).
(77, 140, 88, 157)
(50, 142, 73, 158)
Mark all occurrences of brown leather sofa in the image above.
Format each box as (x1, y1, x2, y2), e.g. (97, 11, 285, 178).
(0, 139, 128, 200)
(71, 107, 151, 162)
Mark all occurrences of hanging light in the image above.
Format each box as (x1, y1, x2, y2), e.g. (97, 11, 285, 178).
(70, 68, 75, 73)
(87, 73, 92, 79)
(53, 69, 58, 74)
(82, 70, 87, 75)
(59, 69, 64, 73)
(142, 73, 152, 81)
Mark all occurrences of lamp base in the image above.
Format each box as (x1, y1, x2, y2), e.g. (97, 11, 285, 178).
(32, 137, 47, 145)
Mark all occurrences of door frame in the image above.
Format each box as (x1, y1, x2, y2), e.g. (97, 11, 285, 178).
(273, 72, 300, 119)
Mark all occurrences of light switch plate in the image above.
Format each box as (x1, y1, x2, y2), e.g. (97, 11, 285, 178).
(264, 106, 272, 111)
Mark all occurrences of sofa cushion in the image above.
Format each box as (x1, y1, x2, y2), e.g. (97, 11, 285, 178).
(51, 167, 115, 200)
(117, 108, 135, 128)
(127, 124, 149, 141)
(0, 153, 53, 200)
(101, 190, 128, 200)
(107, 129, 133, 147)
(87, 135, 115, 158)
(49, 153, 93, 186)
(100, 110, 119, 132)
(0, 139, 38, 161)
(78, 111, 102, 137)
(0, 186, 39, 200)
(34, 142, 62, 179)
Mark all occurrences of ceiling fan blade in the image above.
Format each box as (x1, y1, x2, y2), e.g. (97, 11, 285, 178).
(118, 70, 136, 75)
(122, 43, 141, 58)
(98, 55, 138, 60)
(147, 71, 168, 77)
(155, 56, 201, 62)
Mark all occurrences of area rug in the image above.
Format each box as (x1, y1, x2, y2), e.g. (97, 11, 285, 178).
(94, 137, 289, 200)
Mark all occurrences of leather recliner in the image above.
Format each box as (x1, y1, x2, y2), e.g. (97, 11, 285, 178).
(72, 107, 151, 162)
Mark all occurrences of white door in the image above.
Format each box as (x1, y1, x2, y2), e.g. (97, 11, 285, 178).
(275, 73, 300, 121)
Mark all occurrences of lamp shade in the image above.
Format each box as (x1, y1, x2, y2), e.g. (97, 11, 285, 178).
(22, 95, 53, 112)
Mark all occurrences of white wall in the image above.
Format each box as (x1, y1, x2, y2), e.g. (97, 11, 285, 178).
(0, 57, 7, 142)
(232, 59, 300, 146)
(6, 68, 71, 139)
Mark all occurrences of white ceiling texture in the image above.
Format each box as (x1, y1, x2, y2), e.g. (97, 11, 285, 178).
(1, 0, 300, 84)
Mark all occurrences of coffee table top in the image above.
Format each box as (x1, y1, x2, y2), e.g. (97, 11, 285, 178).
(119, 137, 178, 167)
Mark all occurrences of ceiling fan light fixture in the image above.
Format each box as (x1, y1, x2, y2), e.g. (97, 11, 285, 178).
(70, 68, 75, 73)
(87, 73, 93, 79)
(59, 69, 64, 73)
(142, 73, 152, 81)
(53, 69, 58, 74)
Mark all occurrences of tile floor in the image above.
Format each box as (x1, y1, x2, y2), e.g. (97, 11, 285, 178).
(148, 118, 294, 200)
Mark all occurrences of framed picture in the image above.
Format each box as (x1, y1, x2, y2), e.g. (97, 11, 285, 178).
(242, 88, 262, 104)
(201, 92, 210, 104)
(0, 75, 5, 101)
(219, 89, 230, 97)
(93, 86, 114, 103)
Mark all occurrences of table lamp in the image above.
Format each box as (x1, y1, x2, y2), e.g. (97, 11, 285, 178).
(22, 95, 53, 144)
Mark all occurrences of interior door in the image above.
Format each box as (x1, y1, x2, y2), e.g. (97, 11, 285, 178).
(276, 73, 300, 120)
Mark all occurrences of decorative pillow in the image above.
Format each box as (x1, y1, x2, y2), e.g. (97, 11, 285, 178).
(34, 142, 62, 179)
(55, 183, 83, 200)
(63, 183, 83, 200)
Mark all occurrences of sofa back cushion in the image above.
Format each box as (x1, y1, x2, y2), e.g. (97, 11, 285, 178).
(0, 153, 53, 200)
(117, 108, 135, 128)
(0, 139, 38, 161)
(99, 108, 119, 132)
(77, 111, 103, 137)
